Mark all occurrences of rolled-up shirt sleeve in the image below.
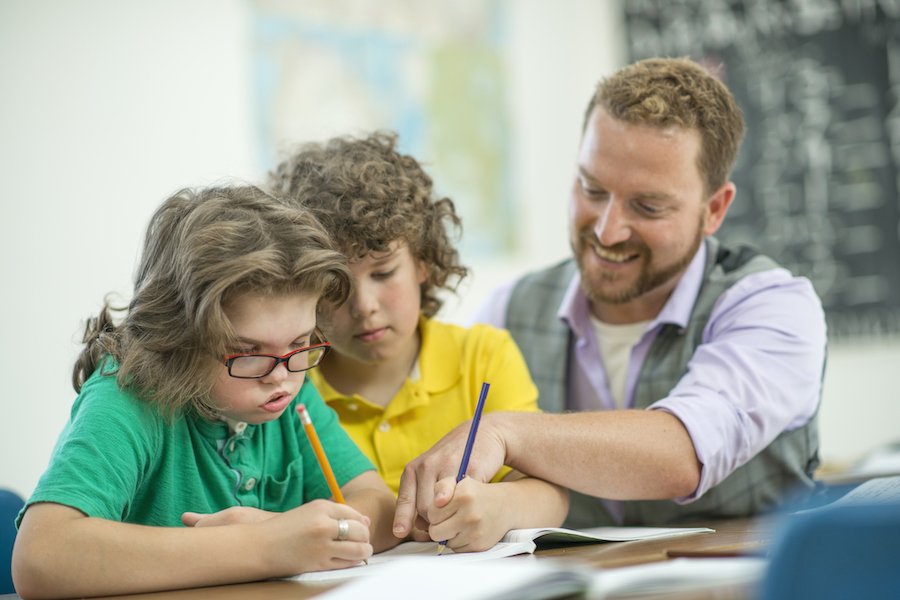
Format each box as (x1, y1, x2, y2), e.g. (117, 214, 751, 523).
(650, 268, 827, 503)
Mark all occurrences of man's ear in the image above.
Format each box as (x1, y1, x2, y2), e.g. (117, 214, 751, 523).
(703, 182, 735, 236)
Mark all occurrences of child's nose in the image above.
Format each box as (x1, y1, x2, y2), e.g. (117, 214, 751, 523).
(262, 360, 290, 383)
(350, 288, 378, 319)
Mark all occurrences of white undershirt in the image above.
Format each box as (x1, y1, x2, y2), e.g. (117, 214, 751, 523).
(589, 316, 651, 410)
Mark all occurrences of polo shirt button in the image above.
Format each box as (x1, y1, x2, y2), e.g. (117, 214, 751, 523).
(378, 421, 391, 433)
(347, 403, 358, 411)
(244, 478, 256, 491)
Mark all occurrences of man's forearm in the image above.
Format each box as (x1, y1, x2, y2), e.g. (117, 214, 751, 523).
(494, 409, 701, 500)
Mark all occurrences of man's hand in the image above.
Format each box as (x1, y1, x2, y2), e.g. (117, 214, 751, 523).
(392, 413, 507, 537)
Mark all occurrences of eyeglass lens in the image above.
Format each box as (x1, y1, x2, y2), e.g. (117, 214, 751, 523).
(229, 346, 328, 378)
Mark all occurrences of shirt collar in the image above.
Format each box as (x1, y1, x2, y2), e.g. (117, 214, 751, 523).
(315, 315, 460, 413)
(559, 240, 708, 333)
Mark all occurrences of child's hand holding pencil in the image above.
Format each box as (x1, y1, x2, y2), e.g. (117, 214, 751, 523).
(298, 403, 370, 564)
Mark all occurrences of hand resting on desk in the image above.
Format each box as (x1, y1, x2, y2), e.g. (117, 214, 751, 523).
(13, 499, 374, 598)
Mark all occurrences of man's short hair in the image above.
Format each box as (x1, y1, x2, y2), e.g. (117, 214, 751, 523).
(584, 57, 745, 196)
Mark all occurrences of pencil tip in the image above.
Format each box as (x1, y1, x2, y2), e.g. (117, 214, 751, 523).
(437, 545, 445, 556)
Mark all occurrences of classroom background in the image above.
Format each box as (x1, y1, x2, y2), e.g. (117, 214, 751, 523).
(2, 0, 899, 500)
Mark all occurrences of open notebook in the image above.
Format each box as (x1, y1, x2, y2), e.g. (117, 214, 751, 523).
(291, 525, 713, 582)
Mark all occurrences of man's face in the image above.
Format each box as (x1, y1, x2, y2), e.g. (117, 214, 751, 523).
(569, 107, 732, 323)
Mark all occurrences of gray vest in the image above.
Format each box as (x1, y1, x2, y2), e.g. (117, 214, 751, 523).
(505, 237, 820, 527)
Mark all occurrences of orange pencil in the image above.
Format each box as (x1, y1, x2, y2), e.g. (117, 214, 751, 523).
(297, 404, 345, 504)
(297, 404, 367, 563)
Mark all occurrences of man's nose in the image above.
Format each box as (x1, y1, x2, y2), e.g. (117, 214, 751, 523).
(594, 198, 631, 247)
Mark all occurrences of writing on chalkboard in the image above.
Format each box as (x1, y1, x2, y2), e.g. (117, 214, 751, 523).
(624, 0, 900, 337)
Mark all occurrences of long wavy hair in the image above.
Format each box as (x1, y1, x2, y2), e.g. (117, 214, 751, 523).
(72, 185, 353, 419)
(269, 131, 468, 318)
(585, 57, 746, 197)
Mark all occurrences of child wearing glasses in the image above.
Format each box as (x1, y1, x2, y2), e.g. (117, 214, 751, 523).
(12, 186, 398, 598)
(270, 132, 569, 553)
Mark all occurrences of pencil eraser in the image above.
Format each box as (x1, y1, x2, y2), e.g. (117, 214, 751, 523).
(296, 403, 311, 425)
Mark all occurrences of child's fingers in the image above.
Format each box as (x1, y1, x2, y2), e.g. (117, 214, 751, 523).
(302, 497, 366, 523)
(305, 500, 371, 543)
(184, 506, 274, 527)
(332, 515, 370, 544)
(325, 501, 371, 527)
(432, 476, 458, 508)
(407, 524, 432, 542)
(322, 517, 374, 566)
(328, 540, 374, 565)
(427, 510, 467, 549)
(428, 475, 476, 524)
(181, 512, 205, 527)
(425, 478, 499, 552)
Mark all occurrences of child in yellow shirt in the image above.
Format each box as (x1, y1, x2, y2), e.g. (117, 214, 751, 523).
(271, 132, 568, 552)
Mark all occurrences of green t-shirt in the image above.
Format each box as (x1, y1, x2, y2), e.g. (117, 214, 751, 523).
(19, 365, 375, 528)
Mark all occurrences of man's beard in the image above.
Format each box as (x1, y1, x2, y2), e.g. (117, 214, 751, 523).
(573, 218, 705, 306)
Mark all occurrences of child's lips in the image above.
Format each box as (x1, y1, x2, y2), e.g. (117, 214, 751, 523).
(261, 392, 291, 413)
(356, 327, 388, 343)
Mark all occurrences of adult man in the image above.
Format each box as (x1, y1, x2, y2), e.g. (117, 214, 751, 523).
(392, 57, 826, 534)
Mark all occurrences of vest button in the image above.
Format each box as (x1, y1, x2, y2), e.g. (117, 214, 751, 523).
(244, 478, 256, 491)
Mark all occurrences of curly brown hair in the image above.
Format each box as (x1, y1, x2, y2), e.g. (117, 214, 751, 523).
(270, 131, 468, 318)
(72, 185, 353, 419)
(584, 57, 745, 196)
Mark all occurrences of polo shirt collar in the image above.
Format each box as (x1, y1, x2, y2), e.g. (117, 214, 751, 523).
(317, 315, 461, 415)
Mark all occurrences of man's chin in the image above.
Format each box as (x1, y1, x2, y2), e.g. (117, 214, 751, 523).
(589, 286, 643, 306)
(579, 272, 642, 306)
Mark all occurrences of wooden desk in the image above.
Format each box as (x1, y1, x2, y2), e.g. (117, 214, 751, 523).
(2, 518, 773, 600)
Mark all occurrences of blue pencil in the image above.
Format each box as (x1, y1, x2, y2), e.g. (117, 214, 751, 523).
(438, 381, 491, 555)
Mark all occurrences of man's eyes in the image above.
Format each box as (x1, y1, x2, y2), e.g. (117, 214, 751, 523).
(636, 202, 662, 214)
(580, 179, 665, 216)
(581, 180, 607, 197)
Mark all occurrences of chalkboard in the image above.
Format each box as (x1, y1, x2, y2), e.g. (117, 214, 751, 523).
(624, 0, 900, 337)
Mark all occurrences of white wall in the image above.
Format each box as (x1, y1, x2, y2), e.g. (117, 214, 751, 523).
(1, 0, 897, 500)
(0, 0, 258, 498)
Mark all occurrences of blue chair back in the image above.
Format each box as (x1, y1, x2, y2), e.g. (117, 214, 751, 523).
(761, 502, 900, 600)
(0, 489, 25, 595)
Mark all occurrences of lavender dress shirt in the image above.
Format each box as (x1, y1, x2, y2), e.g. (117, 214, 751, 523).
(469, 241, 826, 519)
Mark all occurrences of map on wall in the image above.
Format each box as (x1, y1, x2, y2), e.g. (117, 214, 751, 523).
(252, 0, 513, 256)
(625, 0, 900, 338)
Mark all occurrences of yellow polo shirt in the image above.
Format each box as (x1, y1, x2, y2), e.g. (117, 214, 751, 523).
(308, 318, 540, 494)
